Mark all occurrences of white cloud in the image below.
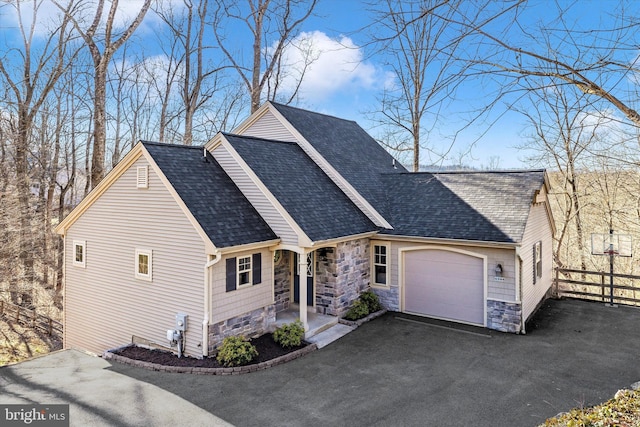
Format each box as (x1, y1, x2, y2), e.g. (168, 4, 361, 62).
(0, 0, 170, 39)
(269, 31, 386, 103)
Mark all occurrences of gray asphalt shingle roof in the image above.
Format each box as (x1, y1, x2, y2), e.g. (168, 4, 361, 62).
(142, 141, 277, 248)
(381, 170, 545, 243)
(224, 133, 378, 242)
(271, 102, 406, 215)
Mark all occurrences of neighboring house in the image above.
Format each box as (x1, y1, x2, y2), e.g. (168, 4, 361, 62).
(55, 102, 555, 358)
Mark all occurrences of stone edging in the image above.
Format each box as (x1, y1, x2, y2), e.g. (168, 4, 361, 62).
(339, 309, 387, 328)
(102, 342, 317, 375)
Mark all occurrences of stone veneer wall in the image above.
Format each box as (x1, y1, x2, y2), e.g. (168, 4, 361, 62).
(208, 305, 275, 351)
(335, 239, 370, 316)
(314, 239, 370, 316)
(486, 300, 522, 333)
(315, 248, 336, 314)
(274, 252, 291, 313)
(371, 287, 399, 312)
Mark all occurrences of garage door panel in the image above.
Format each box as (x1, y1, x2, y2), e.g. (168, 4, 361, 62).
(404, 250, 484, 325)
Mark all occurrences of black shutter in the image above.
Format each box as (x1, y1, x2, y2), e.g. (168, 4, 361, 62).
(252, 253, 262, 285)
(532, 244, 537, 285)
(226, 257, 236, 292)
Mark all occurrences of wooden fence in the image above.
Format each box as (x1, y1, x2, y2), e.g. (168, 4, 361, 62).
(555, 267, 640, 306)
(0, 300, 63, 336)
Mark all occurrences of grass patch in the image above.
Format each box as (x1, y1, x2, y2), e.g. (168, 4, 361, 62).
(0, 318, 62, 366)
(540, 389, 640, 426)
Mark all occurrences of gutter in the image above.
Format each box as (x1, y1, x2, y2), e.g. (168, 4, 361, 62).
(202, 251, 221, 357)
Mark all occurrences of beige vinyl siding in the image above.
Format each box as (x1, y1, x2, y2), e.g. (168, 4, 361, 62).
(389, 241, 517, 305)
(210, 248, 274, 324)
(521, 186, 554, 321)
(241, 109, 298, 142)
(212, 144, 299, 244)
(64, 156, 207, 357)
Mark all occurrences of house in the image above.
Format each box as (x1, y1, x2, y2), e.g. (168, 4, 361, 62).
(55, 102, 555, 358)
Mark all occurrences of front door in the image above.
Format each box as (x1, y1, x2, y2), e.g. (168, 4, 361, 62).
(293, 252, 314, 306)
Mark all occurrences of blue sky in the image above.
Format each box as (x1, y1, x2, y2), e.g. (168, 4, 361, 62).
(1, 0, 635, 170)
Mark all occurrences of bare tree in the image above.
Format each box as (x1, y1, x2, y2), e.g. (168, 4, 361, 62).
(517, 84, 615, 274)
(367, 0, 518, 172)
(0, 0, 75, 306)
(56, 0, 152, 188)
(213, 0, 317, 113)
(156, 0, 227, 145)
(453, 1, 640, 130)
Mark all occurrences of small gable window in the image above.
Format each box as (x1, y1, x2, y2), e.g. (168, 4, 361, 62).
(73, 240, 86, 268)
(135, 248, 152, 281)
(373, 243, 389, 286)
(533, 241, 542, 284)
(137, 166, 148, 189)
(226, 253, 262, 292)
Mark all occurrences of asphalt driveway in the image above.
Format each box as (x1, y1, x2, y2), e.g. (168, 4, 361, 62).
(2, 298, 640, 426)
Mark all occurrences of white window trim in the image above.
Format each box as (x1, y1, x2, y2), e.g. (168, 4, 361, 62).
(73, 240, 86, 268)
(137, 165, 149, 189)
(237, 256, 252, 288)
(135, 248, 153, 281)
(371, 242, 390, 288)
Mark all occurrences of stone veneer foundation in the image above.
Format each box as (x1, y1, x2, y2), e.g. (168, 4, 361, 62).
(208, 305, 275, 351)
(486, 300, 522, 333)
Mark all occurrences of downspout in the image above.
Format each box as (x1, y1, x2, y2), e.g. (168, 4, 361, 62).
(515, 246, 525, 334)
(202, 251, 221, 357)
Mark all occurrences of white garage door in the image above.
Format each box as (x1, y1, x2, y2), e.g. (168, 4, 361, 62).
(404, 250, 485, 325)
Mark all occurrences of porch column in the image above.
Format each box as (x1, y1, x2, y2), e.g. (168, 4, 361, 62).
(298, 252, 309, 333)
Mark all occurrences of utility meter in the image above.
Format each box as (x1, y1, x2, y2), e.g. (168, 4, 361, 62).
(175, 313, 188, 332)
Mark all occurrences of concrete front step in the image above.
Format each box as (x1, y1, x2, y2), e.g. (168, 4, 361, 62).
(306, 323, 355, 349)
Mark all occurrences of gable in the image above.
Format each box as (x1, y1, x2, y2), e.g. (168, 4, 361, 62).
(224, 134, 378, 242)
(232, 102, 395, 229)
(57, 142, 279, 252)
(236, 107, 297, 142)
(142, 142, 278, 249)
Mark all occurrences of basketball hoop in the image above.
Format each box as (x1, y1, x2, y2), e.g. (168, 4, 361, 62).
(590, 231, 633, 307)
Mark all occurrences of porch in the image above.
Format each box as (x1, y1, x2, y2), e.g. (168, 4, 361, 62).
(274, 306, 338, 338)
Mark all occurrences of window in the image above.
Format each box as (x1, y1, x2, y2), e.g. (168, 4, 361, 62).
(137, 166, 148, 189)
(226, 253, 262, 292)
(238, 256, 252, 287)
(135, 249, 152, 281)
(533, 241, 542, 284)
(73, 240, 86, 268)
(373, 244, 388, 286)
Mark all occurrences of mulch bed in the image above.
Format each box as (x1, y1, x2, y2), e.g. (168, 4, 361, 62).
(113, 334, 308, 368)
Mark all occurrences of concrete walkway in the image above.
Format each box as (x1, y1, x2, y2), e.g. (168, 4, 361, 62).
(0, 350, 231, 427)
(2, 298, 640, 427)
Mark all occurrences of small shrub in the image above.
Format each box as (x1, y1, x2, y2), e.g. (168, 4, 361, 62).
(273, 320, 305, 349)
(360, 290, 383, 313)
(216, 335, 258, 367)
(344, 299, 369, 321)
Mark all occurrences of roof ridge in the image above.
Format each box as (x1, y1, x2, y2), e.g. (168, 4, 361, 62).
(269, 101, 358, 125)
(141, 140, 204, 149)
(382, 169, 545, 175)
(222, 132, 297, 145)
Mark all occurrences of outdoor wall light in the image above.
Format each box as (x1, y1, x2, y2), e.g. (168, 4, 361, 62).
(495, 263, 503, 277)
